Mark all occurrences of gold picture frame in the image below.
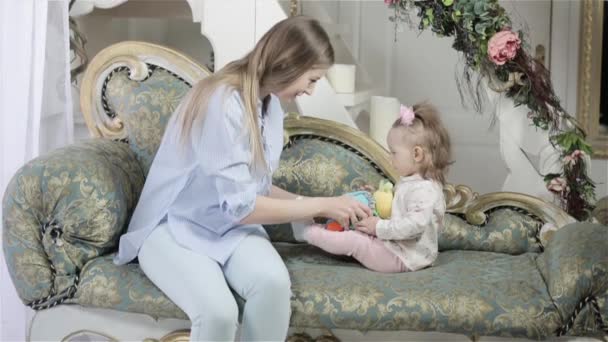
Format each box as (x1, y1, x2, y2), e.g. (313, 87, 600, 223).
(578, 0, 607, 158)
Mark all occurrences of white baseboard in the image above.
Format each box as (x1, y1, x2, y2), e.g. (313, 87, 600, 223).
(28, 305, 604, 342)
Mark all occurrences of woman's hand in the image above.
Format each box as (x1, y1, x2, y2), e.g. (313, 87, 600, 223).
(355, 216, 380, 236)
(318, 196, 372, 227)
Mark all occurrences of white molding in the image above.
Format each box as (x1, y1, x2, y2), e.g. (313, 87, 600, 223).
(186, 0, 203, 23)
(335, 87, 377, 108)
(295, 78, 356, 127)
(29, 305, 601, 342)
(69, 0, 128, 17)
(29, 306, 189, 341)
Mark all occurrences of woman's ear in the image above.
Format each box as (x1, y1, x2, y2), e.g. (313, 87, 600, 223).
(413, 146, 425, 163)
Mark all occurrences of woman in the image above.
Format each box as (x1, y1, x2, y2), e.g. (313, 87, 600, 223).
(114, 16, 371, 341)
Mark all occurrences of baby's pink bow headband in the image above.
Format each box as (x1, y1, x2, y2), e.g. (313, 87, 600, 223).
(399, 105, 415, 126)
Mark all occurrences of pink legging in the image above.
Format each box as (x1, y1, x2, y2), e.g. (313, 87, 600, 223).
(303, 225, 407, 273)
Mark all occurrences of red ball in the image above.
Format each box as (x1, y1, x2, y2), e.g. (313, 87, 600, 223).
(326, 221, 344, 232)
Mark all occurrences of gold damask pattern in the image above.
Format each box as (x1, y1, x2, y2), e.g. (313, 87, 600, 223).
(277, 244, 562, 338)
(105, 68, 191, 174)
(536, 223, 608, 333)
(273, 138, 386, 197)
(439, 209, 543, 254)
(274, 154, 350, 195)
(73, 254, 187, 320)
(2, 140, 144, 303)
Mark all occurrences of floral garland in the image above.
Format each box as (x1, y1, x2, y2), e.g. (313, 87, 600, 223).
(385, 0, 596, 220)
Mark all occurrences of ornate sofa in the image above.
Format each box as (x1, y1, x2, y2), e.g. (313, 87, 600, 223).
(3, 41, 607, 342)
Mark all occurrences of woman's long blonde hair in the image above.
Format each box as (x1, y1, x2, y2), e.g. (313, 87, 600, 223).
(175, 16, 334, 171)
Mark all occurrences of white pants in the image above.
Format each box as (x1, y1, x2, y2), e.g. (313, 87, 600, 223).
(138, 223, 291, 341)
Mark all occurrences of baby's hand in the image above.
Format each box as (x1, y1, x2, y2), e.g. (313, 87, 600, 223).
(355, 216, 379, 236)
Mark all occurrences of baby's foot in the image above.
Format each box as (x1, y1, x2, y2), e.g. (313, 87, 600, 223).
(291, 220, 314, 242)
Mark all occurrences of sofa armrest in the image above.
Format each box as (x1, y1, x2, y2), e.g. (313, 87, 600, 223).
(536, 222, 608, 335)
(2, 139, 145, 308)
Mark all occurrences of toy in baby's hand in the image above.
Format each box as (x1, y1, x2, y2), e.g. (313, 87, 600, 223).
(325, 191, 374, 232)
(373, 180, 394, 219)
(325, 180, 394, 231)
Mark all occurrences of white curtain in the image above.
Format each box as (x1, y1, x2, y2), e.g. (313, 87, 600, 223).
(0, 0, 73, 340)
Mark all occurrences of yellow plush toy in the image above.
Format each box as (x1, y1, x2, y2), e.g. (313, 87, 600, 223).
(373, 180, 394, 219)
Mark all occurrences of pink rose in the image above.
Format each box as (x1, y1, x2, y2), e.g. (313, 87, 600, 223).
(384, 0, 397, 4)
(563, 150, 585, 167)
(547, 177, 568, 194)
(563, 155, 575, 167)
(487, 30, 521, 65)
(571, 150, 584, 159)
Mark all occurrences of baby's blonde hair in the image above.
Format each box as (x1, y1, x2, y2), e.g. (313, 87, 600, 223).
(391, 102, 453, 185)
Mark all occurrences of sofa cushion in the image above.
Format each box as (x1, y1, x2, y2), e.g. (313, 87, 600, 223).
(280, 244, 560, 339)
(536, 223, 608, 335)
(72, 254, 187, 320)
(2, 140, 144, 306)
(71, 245, 561, 339)
(104, 66, 192, 175)
(566, 292, 608, 337)
(439, 208, 543, 254)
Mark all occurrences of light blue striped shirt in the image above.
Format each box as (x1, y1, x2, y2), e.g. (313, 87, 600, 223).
(114, 86, 284, 265)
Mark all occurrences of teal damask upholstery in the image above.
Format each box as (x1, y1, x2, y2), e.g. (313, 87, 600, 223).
(104, 66, 192, 174)
(536, 223, 608, 336)
(272, 138, 387, 197)
(72, 254, 187, 320)
(281, 244, 561, 339)
(439, 208, 542, 254)
(2, 140, 144, 306)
